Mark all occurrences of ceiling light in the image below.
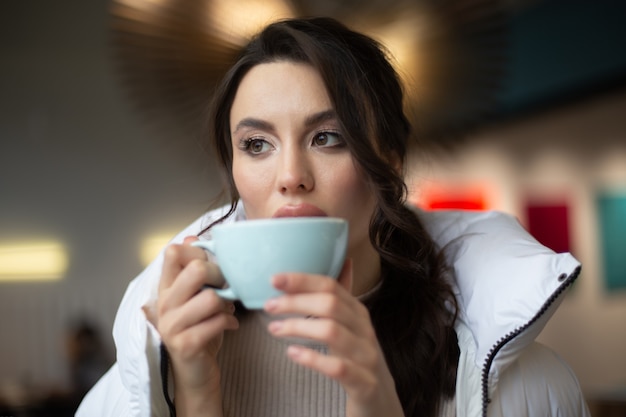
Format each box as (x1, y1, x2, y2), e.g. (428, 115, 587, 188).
(0, 242, 68, 282)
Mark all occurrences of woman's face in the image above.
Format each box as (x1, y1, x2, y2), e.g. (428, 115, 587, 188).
(229, 61, 377, 255)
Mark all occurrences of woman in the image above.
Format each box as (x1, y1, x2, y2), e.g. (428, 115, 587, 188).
(77, 17, 589, 417)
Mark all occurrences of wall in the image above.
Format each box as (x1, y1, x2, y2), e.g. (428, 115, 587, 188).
(407, 89, 626, 395)
(0, 0, 220, 393)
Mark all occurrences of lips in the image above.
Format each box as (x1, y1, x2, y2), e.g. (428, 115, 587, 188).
(272, 204, 328, 218)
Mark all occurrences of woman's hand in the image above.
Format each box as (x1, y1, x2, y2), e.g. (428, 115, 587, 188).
(144, 236, 239, 416)
(263, 260, 404, 417)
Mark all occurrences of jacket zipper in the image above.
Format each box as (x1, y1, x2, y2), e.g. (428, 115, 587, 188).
(479, 266, 581, 417)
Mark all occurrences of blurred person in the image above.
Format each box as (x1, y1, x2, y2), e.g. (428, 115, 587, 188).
(76, 17, 589, 417)
(32, 320, 112, 416)
(66, 320, 112, 399)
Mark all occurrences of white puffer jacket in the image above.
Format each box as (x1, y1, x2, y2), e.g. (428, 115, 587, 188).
(76, 204, 590, 417)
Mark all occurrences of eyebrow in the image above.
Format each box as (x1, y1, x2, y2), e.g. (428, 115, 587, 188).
(232, 109, 338, 134)
(304, 109, 338, 127)
(232, 118, 274, 134)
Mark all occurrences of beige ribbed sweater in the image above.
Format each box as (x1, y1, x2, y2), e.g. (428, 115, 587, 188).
(216, 310, 455, 417)
(218, 311, 344, 416)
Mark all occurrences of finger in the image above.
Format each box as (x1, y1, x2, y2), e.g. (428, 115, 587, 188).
(183, 235, 199, 245)
(159, 259, 224, 311)
(181, 237, 226, 288)
(266, 291, 344, 314)
(168, 312, 239, 360)
(265, 291, 366, 332)
(142, 303, 158, 328)
(271, 271, 351, 298)
(269, 317, 377, 362)
(159, 242, 208, 293)
(285, 345, 376, 393)
(161, 289, 235, 337)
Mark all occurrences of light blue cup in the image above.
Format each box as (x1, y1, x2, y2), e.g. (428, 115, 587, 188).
(192, 217, 349, 309)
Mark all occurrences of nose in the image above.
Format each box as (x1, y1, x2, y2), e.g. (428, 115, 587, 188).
(276, 146, 314, 194)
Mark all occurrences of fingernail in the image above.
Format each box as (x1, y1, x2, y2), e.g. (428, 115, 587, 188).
(273, 274, 287, 288)
(268, 320, 283, 333)
(264, 298, 278, 312)
(287, 345, 303, 359)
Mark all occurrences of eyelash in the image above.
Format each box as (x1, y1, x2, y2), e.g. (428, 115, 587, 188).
(238, 137, 267, 153)
(313, 130, 344, 147)
(237, 129, 344, 156)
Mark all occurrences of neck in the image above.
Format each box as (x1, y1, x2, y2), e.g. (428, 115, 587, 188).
(349, 239, 381, 297)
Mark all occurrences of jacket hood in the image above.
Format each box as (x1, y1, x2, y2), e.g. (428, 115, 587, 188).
(413, 207, 581, 400)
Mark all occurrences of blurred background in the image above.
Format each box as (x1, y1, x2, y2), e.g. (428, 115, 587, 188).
(1, 0, 625, 415)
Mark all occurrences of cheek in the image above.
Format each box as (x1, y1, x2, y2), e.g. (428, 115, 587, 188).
(232, 160, 272, 216)
(326, 160, 375, 217)
(331, 172, 376, 249)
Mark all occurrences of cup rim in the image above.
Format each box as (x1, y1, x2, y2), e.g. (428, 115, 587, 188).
(212, 216, 347, 230)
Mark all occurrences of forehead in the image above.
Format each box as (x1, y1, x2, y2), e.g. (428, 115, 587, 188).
(230, 61, 333, 127)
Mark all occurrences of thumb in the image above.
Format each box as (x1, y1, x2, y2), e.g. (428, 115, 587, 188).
(183, 235, 199, 245)
(336, 258, 353, 294)
(142, 302, 158, 328)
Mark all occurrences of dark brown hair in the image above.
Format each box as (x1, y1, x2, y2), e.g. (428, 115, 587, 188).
(204, 17, 459, 417)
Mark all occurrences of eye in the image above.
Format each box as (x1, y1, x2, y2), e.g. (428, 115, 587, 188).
(240, 138, 273, 155)
(312, 131, 343, 148)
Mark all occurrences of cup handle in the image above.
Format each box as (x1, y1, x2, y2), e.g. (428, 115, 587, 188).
(191, 240, 216, 254)
(213, 287, 238, 301)
(192, 240, 240, 302)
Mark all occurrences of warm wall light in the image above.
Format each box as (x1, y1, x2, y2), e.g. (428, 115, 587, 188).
(141, 234, 174, 266)
(207, 0, 295, 45)
(364, 10, 426, 94)
(0, 242, 68, 282)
